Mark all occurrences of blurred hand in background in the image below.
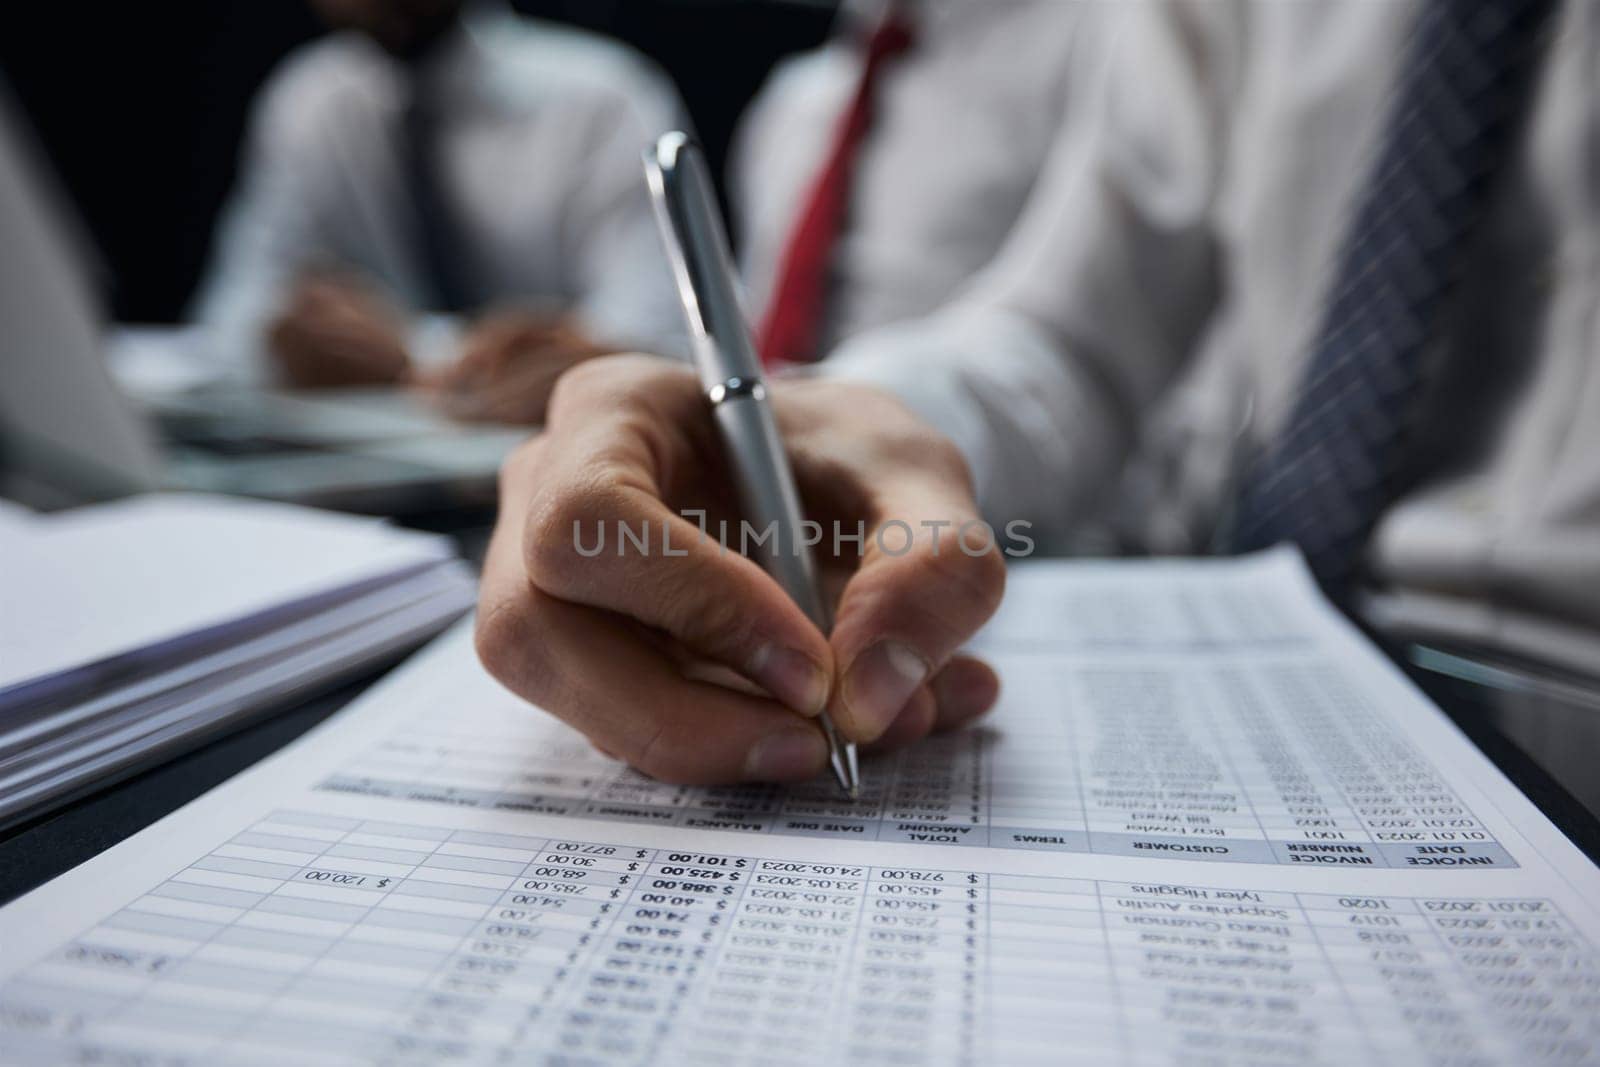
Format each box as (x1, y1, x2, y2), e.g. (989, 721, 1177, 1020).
(187, 3, 688, 390)
(415, 311, 615, 424)
(266, 271, 411, 388)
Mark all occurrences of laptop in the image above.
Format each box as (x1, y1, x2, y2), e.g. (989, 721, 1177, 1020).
(0, 90, 523, 514)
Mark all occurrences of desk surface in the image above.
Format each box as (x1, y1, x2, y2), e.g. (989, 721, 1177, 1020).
(2, 643, 1597, 908)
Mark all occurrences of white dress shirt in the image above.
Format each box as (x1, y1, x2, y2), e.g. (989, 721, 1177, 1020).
(730, 0, 1085, 358)
(825, 0, 1600, 672)
(190, 5, 687, 376)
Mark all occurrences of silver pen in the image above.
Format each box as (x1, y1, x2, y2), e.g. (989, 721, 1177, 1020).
(644, 131, 860, 799)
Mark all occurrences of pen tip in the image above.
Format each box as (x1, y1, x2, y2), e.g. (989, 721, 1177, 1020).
(822, 728, 861, 801)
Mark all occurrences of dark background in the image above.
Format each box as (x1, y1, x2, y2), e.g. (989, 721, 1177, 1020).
(0, 0, 838, 324)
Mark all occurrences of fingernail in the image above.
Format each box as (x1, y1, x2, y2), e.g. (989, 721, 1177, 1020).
(749, 644, 830, 716)
(842, 641, 930, 741)
(744, 729, 828, 781)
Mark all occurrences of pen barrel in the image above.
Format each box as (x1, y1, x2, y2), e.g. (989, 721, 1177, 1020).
(714, 395, 833, 633)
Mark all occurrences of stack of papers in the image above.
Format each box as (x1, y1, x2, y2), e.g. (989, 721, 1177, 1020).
(0, 493, 475, 830)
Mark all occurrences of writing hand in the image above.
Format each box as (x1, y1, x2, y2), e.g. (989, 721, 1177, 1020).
(475, 355, 1004, 786)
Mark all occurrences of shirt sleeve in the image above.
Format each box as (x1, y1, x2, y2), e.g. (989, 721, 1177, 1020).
(820, 1, 1243, 548)
(186, 53, 340, 382)
(560, 59, 693, 360)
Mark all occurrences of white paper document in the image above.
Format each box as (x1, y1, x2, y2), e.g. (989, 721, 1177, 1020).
(1, 551, 1596, 1065)
(0, 493, 474, 830)
(0, 493, 459, 700)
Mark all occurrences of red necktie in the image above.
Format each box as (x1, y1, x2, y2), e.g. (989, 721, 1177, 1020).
(756, 8, 915, 368)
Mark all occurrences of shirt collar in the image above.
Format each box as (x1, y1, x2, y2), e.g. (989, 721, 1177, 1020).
(837, 0, 1020, 44)
(406, 3, 502, 108)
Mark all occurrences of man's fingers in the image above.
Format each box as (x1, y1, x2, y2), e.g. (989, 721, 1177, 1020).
(479, 365, 1006, 786)
(467, 361, 565, 423)
(269, 276, 411, 387)
(825, 468, 1006, 745)
(477, 482, 828, 785)
(929, 655, 1000, 732)
(475, 582, 829, 786)
(858, 656, 999, 755)
(861, 686, 937, 754)
(523, 486, 833, 717)
(501, 398, 835, 718)
(768, 381, 1006, 746)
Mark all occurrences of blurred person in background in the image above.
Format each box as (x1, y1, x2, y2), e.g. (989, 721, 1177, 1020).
(190, 0, 686, 421)
(731, 0, 1084, 367)
(473, 0, 1600, 784)
(811, 0, 1600, 674)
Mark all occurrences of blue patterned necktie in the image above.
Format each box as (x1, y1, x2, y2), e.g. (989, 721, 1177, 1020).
(1229, 0, 1558, 597)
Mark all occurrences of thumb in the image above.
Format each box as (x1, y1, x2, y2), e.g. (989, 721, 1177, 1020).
(825, 473, 1006, 744)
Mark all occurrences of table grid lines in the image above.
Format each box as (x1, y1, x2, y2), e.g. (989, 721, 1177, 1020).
(318, 654, 1517, 870)
(4, 810, 1594, 1066)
